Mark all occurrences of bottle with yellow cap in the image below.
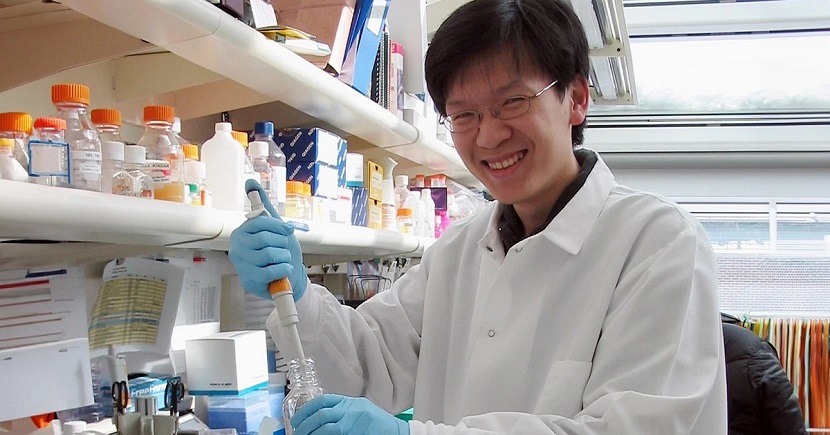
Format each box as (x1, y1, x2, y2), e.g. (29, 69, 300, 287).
(51, 83, 102, 192)
(0, 138, 28, 182)
(29, 117, 70, 187)
(137, 105, 186, 203)
(284, 181, 306, 219)
(0, 112, 33, 173)
(91, 108, 122, 144)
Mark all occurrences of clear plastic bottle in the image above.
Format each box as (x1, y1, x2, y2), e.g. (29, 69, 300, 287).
(56, 358, 107, 423)
(91, 108, 123, 144)
(122, 145, 154, 198)
(284, 181, 305, 219)
(0, 138, 28, 182)
(51, 84, 102, 192)
(394, 175, 410, 209)
(249, 140, 277, 204)
(283, 358, 324, 435)
(396, 208, 415, 234)
(102, 141, 130, 195)
(406, 192, 424, 236)
(0, 112, 33, 173)
(201, 122, 245, 211)
(138, 105, 186, 203)
(29, 117, 70, 187)
(254, 121, 287, 216)
(420, 188, 436, 238)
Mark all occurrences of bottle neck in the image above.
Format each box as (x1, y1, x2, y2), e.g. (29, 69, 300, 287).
(96, 124, 121, 133)
(55, 102, 89, 113)
(287, 358, 319, 389)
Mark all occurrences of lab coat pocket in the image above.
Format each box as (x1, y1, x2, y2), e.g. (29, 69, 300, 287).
(533, 360, 593, 418)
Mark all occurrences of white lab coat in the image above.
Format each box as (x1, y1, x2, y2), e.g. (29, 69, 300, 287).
(268, 153, 727, 434)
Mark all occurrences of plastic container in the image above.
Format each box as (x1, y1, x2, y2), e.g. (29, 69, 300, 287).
(102, 141, 130, 195)
(283, 358, 323, 435)
(29, 117, 70, 187)
(0, 138, 28, 182)
(122, 145, 154, 198)
(396, 208, 414, 234)
(138, 105, 186, 203)
(284, 181, 306, 219)
(420, 188, 436, 238)
(51, 83, 102, 192)
(201, 122, 245, 211)
(91, 108, 123, 143)
(185, 160, 209, 206)
(0, 112, 33, 174)
(254, 121, 287, 216)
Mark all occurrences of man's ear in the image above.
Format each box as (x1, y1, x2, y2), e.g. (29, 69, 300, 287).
(569, 75, 590, 125)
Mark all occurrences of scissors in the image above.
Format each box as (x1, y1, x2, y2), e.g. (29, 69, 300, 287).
(111, 380, 130, 415)
(165, 379, 185, 435)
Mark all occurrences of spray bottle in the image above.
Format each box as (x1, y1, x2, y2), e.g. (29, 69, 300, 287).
(376, 156, 399, 232)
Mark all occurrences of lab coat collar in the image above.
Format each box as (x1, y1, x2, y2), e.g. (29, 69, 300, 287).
(478, 152, 615, 257)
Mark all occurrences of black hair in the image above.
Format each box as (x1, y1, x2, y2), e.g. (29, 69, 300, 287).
(425, 0, 590, 146)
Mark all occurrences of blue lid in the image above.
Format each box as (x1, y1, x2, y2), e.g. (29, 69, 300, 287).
(254, 121, 274, 136)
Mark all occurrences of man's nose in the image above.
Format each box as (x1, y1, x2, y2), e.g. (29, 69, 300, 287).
(475, 111, 511, 149)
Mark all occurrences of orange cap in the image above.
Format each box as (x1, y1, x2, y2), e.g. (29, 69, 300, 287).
(51, 83, 90, 105)
(287, 181, 305, 194)
(33, 117, 67, 131)
(144, 105, 175, 124)
(397, 208, 413, 217)
(0, 112, 33, 134)
(231, 131, 248, 147)
(91, 108, 121, 126)
(303, 183, 311, 196)
(183, 144, 199, 160)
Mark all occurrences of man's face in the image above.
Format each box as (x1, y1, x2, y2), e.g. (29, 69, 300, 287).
(445, 55, 589, 217)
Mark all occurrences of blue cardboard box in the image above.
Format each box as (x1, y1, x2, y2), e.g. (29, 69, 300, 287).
(287, 161, 339, 199)
(350, 187, 368, 227)
(276, 128, 342, 166)
(101, 373, 181, 416)
(336, 139, 348, 188)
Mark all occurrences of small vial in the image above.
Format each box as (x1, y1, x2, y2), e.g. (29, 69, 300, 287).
(102, 141, 130, 194)
(284, 181, 305, 219)
(396, 208, 414, 234)
(283, 358, 323, 435)
(122, 145, 154, 198)
(184, 160, 208, 206)
(29, 117, 70, 187)
(91, 108, 123, 144)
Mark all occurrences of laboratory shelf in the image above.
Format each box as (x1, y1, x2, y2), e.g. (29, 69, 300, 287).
(0, 180, 433, 270)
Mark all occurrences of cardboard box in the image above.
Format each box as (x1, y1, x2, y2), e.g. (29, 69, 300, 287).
(348, 0, 390, 95)
(185, 331, 268, 395)
(287, 161, 339, 199)
(350, 186, 368, 226)
(365, 160, 383, 202)
(273, 0, 356, 75)
(367, 198, 382, 230)
(276, 128, 342, 166)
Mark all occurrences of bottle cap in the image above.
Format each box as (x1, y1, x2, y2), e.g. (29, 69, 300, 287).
(0, 138, 14, 149)
(0, 112, 33, 134)
(231, 131, 248, 148)
(248, 140, 269, 157)
(254, 121, 274, 136)
(144, 105, 175, 124)
(185, 160, 206, 179)
(394, 175, 408, 187)
(183, 144, 199, 160)
(91, 108, 121, 126)
(125, 145, 147, 164)
(287, 181, 305, 194)
(102, 141, 125, 161)
(303, 183, 311, 196)
(215, 122, 232, 133)
(34, 117, 67, 131)
(51, 83, 90, 105)
(397, 208, 413, 217)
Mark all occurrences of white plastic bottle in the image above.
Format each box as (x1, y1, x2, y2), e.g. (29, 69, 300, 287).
(420, 188, 436, 238)
(394, 175, 410, 209)
(381, 178, 397, 232)
(0, 138, 28, 181)
(405, 191, 424, 237)
(201, 122, 245, 211)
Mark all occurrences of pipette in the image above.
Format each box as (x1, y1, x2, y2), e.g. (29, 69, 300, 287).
(245, 190, 307, 363)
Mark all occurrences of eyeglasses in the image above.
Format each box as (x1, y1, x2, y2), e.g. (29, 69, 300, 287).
(440, 80, 559, 133)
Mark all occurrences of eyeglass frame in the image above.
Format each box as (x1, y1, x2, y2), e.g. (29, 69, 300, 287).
(439, 79, 559, 133)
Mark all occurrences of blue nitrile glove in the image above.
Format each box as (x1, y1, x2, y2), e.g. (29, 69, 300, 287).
(291, 394, 410, 435)
(228, 179, 307, 301)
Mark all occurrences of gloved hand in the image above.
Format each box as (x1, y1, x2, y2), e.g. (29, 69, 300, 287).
(291, 394, 410, 435)
(228, 179, 307, 301)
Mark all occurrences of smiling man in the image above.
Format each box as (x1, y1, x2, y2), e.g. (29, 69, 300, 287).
(229, 0, 728, 433)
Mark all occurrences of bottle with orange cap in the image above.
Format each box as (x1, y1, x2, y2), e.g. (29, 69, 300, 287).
(91, 108, 123, 144)
(51, 83, 102, 192)
(0, 112, 33, 172)
(29, 117, 70, 187)
(137, 105, 186, 203)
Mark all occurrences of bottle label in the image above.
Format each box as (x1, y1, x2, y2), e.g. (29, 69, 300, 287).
(27, 139, 70, 177)
(145, 159, 171, 183)
(71, 151, 103, 180)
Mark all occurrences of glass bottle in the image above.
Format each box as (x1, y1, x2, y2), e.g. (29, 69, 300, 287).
(102, 141, 130, 195)
(91, 108, 123, 144)
(0, 111, 33, 173)
(122, 145, 154, 198)
(51, 83, 102, 192)
(234, 130, 260, 213)
(283, 358, 323, 435)
(0, 138, 28, 182)
(248, 140, 277, 205)
(29, 117, 70, 187)
(137, 105, 186, 202)
(284, 181, 305, 219)
(254, 121, 287, 216)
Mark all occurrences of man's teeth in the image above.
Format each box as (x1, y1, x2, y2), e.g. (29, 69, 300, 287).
(488, 152, 524, 170)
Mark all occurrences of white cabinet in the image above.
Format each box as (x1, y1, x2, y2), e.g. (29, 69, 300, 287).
(0, 0, 457, 269)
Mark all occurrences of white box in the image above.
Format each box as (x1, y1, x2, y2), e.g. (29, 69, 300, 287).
(184, 330, 268, 395)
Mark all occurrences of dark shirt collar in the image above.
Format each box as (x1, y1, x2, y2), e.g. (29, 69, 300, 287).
(497, 148, 598, 251)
